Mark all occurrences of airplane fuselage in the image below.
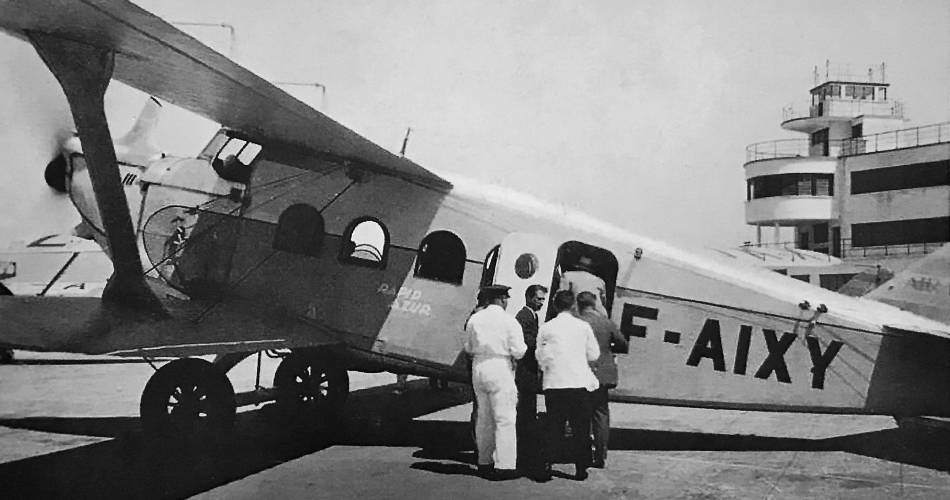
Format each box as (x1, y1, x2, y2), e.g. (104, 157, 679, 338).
(112, 134, 950, 417)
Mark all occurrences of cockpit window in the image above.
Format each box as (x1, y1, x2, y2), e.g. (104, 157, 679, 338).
(210, 136, 262, 184)
(341, 218, 388, 267)
(414, 230, 466, 284)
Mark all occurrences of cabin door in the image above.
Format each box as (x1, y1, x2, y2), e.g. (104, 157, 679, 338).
(492, 232, 559, 314)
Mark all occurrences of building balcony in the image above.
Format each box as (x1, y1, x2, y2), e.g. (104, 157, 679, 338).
(745, 196, 833, 225)
(745, 141, 840, 170)
(781, 99, 903, 133)
(839, 121, 950, 156)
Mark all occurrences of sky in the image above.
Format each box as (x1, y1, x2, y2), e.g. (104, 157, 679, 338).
(1, 0, 948, 250)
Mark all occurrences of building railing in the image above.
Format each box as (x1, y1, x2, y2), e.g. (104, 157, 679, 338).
(746, 139, 809, 161)
(738, 241, 836, 262)
(747, 121, 950, 161)
(745, 138, 846, 162)
(835, 239, 945, 259)
(742, 239, 945, 259)
(840, 121, 950, 156)
(782, 99, 903, 122)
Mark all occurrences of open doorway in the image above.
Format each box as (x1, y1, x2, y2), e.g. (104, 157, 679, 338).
(548, 241, 619, 319)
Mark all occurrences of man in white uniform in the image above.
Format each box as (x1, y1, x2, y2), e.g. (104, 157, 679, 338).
(464, 284, 527, 480)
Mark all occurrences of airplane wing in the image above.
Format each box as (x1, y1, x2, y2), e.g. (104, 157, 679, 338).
(0, 295, 349, 357)
(0, 0, 450, 189)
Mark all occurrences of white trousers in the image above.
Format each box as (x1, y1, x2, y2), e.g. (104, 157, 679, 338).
(472, 358, 518, 470)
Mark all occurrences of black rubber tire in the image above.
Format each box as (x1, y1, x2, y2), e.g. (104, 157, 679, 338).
(140, 358, 236, 439)
(273, 351, 349, 426)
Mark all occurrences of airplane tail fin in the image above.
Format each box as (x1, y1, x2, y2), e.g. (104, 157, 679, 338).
(114, 96, 164, 166)
(866, 243, 950, 325)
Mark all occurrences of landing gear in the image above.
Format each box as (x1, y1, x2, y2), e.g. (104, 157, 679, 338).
(273, 351, 349, 426)
(140, 358, 236, 439)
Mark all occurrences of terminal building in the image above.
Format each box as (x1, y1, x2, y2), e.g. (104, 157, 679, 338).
(742, 62, 949, 291)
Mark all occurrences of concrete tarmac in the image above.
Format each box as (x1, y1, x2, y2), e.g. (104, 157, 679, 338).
(1, 351, 948, 499)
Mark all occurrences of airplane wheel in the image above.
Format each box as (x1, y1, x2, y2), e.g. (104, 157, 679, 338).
(140, 358, 236, 439)
(273, 352, 349, 425)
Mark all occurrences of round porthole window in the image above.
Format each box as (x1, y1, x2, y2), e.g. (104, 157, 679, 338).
(514, 253, 539, 279)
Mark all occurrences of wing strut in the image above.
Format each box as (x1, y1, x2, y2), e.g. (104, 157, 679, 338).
(28, 33, 165, 314)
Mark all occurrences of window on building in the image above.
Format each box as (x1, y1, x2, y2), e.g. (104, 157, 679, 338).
(341, 217, 388, 267)
(799, 231, 810, 250)
(414, 230, 466, 284)
(791, 275, 811, 283)
(851, 123, 863, 139)
(749, 173, 834, 199)
(273, 204, 324, 256)
(851, 217, 950, 247)
(851, 160, 950, 194)
(813, 223, 829, 244)
(797, 175, 811, 195)
(814, 174, 833, 196)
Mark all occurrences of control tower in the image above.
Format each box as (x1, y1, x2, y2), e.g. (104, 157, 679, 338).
(744, 61, 904, 251)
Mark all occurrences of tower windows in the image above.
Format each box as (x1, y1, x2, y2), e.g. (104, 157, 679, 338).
(414, 230, 466, 284)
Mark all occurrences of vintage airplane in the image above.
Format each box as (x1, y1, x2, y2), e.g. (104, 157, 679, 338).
(0, 1, 947, 440)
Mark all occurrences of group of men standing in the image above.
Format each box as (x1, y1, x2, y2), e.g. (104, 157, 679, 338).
(463, 267, 628, 481)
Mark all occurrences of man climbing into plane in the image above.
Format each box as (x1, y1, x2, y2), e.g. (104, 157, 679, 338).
(464, 284, 527, 480)
(577, 291, 628, 469)
(559, 255, 607, 315)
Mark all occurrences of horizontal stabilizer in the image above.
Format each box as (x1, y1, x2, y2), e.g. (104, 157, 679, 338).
(883, 324, 950, 341)
(868, 244, 950, 326)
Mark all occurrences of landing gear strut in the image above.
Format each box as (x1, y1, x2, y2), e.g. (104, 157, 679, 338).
(273, 351, 349, 426)
(140, 358, 236, 439)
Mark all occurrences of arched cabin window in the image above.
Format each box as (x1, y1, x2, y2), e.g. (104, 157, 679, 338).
(273, 204, 324, 256)
(414, 230, 466, 284)
(341, 217, 389, 268)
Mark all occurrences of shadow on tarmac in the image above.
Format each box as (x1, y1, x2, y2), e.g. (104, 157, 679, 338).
(1, 380, 948, 498)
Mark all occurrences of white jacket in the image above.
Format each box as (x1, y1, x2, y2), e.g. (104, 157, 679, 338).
(536, 312, 600, 391)
(464, 304, 527, 391)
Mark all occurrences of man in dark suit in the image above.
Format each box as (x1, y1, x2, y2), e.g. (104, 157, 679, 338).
(514, 284, 547, 474)
(577, 291, 628, 469)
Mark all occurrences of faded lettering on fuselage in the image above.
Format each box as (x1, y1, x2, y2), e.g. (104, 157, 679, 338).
(377, 283, 432, 317)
